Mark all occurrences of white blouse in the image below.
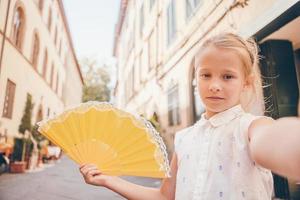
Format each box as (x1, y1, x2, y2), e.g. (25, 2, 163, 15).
(174, 105, 274, 200)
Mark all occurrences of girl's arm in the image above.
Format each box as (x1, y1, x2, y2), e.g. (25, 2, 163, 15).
(80, 153, 178, 200)
(248, 117, 300, 181)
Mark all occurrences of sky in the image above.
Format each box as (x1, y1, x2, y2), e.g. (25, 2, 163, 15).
(62, 0, 121, 66)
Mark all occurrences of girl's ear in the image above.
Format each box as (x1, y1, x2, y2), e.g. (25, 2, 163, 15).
(244, 74, 254, 90)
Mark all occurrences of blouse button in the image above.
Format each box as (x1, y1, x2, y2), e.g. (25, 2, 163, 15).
(219, 191, 223, 197)
(242, 191, 245, 197)
(219, 165, 223, 171)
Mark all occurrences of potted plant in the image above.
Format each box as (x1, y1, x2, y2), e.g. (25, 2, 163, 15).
(10, 94, 34, 173)
(10, 138, 26, 173)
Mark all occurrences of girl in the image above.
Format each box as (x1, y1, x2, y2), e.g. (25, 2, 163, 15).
(79, 33, 300, 199)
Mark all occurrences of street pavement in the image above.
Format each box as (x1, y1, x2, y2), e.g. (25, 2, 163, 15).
(0, 155, 162, 200)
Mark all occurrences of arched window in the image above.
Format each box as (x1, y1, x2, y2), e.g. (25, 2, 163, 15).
(50, 64, 54, 88)
(55, 72, 59, 93)
(11, 6, 25, 50)
(47, 8, 52, 31)
(38, 0, 43, 12)
(54, 27, 58, 46)
(42, 49, 48, 78)
(31, 33, 40, 69)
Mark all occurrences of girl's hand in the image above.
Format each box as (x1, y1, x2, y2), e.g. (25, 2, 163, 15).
(79, 164, 110, 187)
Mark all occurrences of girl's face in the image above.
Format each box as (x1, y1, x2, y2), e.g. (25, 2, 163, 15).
(196, 45, 249, 118)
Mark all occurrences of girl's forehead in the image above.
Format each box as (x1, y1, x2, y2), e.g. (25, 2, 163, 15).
(196, 46, 244, 72)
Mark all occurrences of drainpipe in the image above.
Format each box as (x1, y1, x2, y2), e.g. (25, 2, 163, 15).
(0, 0, 11, 78)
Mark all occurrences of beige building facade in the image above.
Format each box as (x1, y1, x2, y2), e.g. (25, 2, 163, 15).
(114, 0, 300, 198)
(113, 0, 299, 150)
(0, 0, 83, 144)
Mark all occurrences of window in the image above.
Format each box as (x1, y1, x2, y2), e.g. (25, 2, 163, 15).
(2, 79, 16, 119)
(38, 0, 43, 12)
(150, 0, 155, 11)
(47, 8, 52, 31)
(186, 0, 201, 20)
(54, 27, 58, 46)
(11, 7, 25, 50)
(168, 84, 181, 126)
(50, 64, 54, 88)
(31, 33, 40, 69)
(42, 49, 48, 78)
(140, 4, 144, 37)
(55, 72, 59, 93)
(167, 1, 176, 46)
(126, 68, 134, 102)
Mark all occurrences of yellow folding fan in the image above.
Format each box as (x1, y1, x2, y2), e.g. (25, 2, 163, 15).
(37, 101, 170, 178)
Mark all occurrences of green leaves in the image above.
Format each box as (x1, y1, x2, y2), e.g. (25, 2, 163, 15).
(80, 58, 111, 102)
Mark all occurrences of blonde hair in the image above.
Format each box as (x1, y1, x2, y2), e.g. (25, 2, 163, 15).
(194, 33, 264, 114)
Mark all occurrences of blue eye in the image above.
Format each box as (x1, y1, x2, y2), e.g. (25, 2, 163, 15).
(223, 74, 234, 80)
(200, 74, 210, 79)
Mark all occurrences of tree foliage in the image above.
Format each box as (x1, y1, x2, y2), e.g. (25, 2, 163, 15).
(18, 94, 33, 134)
(81, 58, 111, 102)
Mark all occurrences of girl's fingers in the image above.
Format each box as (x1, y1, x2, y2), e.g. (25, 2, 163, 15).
(79, 164, 87, 169)
(81, 167, 97, 176)
(83, 167, 99, 175)
(86, 169, 102, 177)
(80, 163, 97, 169)
(79, 164, 97, 172)
(80, 165, 100, 176)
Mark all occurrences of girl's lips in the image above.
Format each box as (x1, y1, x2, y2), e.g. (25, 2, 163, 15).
(206, 97, 225, 100)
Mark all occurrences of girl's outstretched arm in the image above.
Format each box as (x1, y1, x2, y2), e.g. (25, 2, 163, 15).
(248, 117, 300, 181)
(79, 153, 178, 200)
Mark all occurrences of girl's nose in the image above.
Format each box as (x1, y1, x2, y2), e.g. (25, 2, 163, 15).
(209, 82, 221, 92)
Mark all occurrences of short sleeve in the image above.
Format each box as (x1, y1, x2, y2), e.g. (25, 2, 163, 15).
(240, 114, 273, 146)
(173, 126, 192, 155)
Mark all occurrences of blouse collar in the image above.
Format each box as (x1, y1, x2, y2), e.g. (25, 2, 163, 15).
(198, 104, 244, 127)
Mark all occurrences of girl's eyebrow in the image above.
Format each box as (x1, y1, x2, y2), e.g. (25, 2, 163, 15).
(198, 68, 238, 74)
(198, 67, 210, 72)
(223, 69, 238, 74)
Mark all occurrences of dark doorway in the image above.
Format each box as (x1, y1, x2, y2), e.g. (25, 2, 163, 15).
(259, 39, 299, 199)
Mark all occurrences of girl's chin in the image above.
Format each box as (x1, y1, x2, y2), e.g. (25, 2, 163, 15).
(205, 105, 229, 113)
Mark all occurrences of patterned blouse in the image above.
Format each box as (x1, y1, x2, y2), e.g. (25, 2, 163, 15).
(174, 105, 274, 200)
